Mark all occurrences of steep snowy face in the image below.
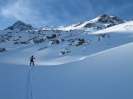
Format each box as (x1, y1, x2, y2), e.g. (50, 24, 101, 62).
(5, 20, 34, 31)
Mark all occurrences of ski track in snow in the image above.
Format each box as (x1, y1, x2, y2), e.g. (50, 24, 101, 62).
(26, 66, 34, 99)
(34, 67, 47, 99)
(19, 68, 27, 99)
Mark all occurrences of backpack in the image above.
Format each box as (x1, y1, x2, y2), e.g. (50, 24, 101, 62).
(30, 56, 35, 60)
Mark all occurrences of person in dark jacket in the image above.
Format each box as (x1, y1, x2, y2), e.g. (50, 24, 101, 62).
(30, 55, 35, 66)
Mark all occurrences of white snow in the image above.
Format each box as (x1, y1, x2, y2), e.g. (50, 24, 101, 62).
(0, 20, 133, 99)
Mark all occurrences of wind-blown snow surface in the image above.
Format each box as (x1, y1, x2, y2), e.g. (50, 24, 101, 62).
(0, 21, 133, 99)
(0, 43, 133, 99)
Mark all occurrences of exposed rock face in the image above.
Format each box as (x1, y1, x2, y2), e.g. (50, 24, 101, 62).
(98, 14, 124, 24)
(83, 14, 124, 29)
(84, 23, 95, 28)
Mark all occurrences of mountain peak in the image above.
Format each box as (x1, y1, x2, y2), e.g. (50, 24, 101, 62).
(5, 20, 34, 31)
(15, 20, 25, 24)
(99, 14, 109, 18)
(97, 14, 124, 24)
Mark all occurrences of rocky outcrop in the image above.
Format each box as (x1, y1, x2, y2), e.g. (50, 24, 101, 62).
(5, 20, 34, 31)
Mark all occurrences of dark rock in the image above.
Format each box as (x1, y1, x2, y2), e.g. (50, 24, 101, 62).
(0, 48, 7, 52)
(84, 23, 95, 28)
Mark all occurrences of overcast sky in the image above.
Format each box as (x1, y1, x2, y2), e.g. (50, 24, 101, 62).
(0, 0, 133, 29)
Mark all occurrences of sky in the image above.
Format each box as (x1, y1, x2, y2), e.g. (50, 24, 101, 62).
(0, 0, 133, 30)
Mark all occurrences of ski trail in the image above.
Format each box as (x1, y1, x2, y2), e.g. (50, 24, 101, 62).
(26, 66, 34, 99)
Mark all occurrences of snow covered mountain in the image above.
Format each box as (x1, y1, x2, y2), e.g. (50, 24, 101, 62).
(0, 14, 133, 99)
(0, 14, 127, 57)
(1, 18, 132, 64)
(5, 20, 34, 31)
(56, 14, 124, 31)
(0, 14, 131, 62)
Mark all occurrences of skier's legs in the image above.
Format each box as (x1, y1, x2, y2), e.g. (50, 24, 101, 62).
(33, 61, 34, 65)
(30, 60, 33, 66)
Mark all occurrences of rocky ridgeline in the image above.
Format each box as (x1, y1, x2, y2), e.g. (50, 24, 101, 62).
(98, 14, 124, 24)
(98, 14, 124, 27)
(84, 14, 124, 29)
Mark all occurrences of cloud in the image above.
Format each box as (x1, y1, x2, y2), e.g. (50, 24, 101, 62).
(1, 0, 30, 19)
(0, 0, 97, 27)
(2, 0, 131, 28)
(0, 0, 46, 27)
(0, 0, 73, 27)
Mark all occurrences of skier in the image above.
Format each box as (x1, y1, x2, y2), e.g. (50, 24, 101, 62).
(30, 55, 35, 66)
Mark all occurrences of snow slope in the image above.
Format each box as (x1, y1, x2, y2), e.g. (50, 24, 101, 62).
(0, 42, 133, 99)
(0, 17, 133, 99)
